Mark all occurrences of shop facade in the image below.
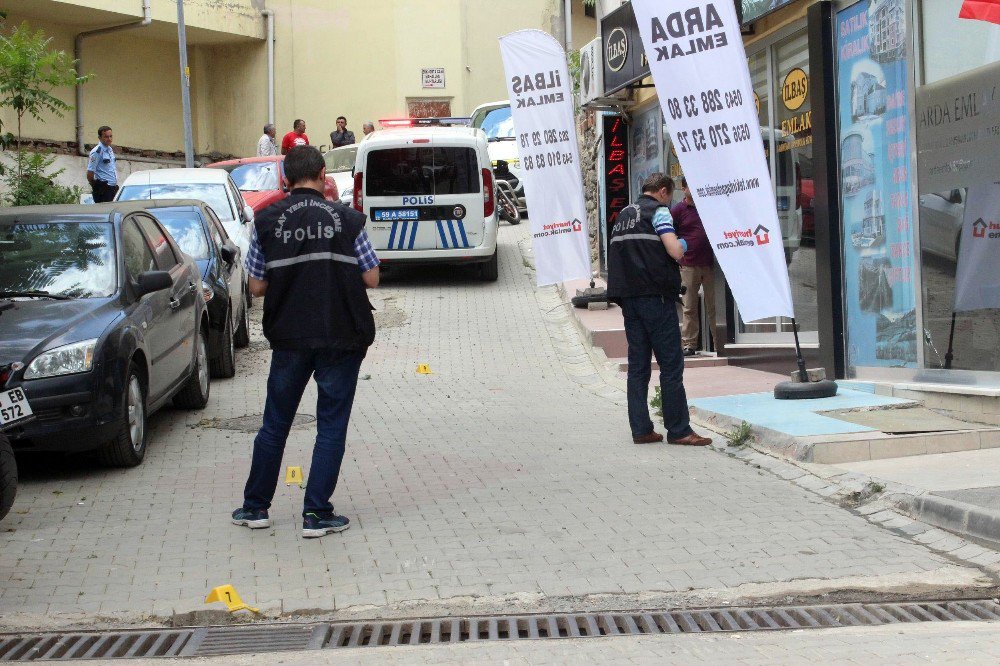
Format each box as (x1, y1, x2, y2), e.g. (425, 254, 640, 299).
(591, 0, 999, 389)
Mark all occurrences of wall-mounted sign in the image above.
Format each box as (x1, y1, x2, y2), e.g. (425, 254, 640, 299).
(782, 68, 808, 111)
(740, 0, 796, 26)
(602, 114, 630, 260)
(421, 68, 445, 89)
(600, 2, 649, 95)
(579, 37, 604, 106)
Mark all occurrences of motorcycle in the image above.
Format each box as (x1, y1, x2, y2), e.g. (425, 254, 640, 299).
(493, 160, 522, 225)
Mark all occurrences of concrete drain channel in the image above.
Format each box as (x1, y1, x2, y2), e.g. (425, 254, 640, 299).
(2, 599, 1000, 660)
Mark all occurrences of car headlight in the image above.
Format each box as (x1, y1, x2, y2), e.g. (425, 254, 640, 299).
(201, 280, 214, 302)
(24, 339, 98, 379)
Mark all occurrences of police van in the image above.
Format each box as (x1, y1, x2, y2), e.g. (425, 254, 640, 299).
(352, 119, 499, 281)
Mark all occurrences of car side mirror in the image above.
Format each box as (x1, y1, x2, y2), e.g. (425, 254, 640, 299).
(949, 189, 964, 204)
(219, 241, 239, 265)
(136, 270, 172, 296)
(243, 204, 255, 224)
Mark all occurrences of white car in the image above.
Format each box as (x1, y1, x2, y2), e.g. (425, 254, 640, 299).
(470, 100, 526, 215)
(353, 121, 499, 281)
(323, 145, 358, 206)
(919, 189, 965, 262)
(115, 168, 253, 259)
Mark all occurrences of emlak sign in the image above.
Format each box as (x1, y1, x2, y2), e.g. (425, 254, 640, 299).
(954, 184, 1000, 312)
(631, 0, 793, 321)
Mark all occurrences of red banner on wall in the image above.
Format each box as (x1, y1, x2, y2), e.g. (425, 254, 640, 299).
(960, 0, 1000, 24)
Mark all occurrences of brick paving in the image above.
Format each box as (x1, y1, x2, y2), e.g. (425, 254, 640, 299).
(0, 223, 990, 628)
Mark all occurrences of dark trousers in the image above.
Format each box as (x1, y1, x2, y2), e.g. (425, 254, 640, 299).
(91, 180, 118, 203)
(243, 348, 365, 516)
(621, 295, 693, 440)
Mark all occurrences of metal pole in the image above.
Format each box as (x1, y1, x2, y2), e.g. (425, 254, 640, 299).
(944, 312, 957, 369)
(791, 317, 808, 382)
(564, 0, 573, 51)
(176, 0, 195, 167)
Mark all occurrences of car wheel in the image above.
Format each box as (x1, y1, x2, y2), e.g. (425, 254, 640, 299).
(99, 365, 147, 468)
(233, 296, 251, 349)
(478, 249, 499, 282)
(0, 432, 16, 520)
(210, 313, 237, 379)
(173, 327, 211, 409)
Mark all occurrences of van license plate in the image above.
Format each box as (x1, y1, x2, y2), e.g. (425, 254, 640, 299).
(373, 209, 419, 221)
(0, 387, 32, 427)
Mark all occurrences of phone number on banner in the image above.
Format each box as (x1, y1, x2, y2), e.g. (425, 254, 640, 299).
(675, 121, 753, 153)
(522, 150, 574, 171)
(666, 87, 745, 119)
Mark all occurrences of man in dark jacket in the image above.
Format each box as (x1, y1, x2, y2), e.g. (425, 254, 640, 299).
(232, 145, 379, 538)
(607, 173, 712, 447)
(329, 116, 356, 148)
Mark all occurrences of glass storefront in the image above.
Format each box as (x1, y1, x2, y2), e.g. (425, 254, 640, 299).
(738, 28, 819, 342)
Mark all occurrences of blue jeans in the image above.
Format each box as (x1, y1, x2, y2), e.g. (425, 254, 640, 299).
(621, 295, 693, 440)
(243, 348, 365, 516)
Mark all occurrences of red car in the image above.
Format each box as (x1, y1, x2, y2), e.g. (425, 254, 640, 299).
(204, 156, 338, 214)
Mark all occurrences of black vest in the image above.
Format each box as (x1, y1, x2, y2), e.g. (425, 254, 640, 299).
(256, 189, 375, 351)
(606, 194, 682, 301)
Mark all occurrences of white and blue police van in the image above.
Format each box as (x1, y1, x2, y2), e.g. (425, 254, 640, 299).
(352, 118, 499, 281)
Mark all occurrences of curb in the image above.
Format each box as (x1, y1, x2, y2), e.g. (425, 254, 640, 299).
(689, 405, 814, 460)
(903, 494, 1000, 549)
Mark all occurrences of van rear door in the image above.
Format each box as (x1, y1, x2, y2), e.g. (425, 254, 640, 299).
(365, 144, 484, 251)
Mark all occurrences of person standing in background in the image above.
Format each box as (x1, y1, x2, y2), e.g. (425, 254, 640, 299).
(672, 176, 716, 357)
(87, 126, 118, 203)
(329, 116, 355, 148)
(361, 122, 375, 138)
(257, 124, 277, 157)
(281, 119, 310, 154)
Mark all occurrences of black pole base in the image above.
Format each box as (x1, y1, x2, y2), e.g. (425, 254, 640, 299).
(774, 379, 839, 400)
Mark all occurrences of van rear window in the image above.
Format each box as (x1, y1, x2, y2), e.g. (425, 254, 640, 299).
(366, 147, 480, 196)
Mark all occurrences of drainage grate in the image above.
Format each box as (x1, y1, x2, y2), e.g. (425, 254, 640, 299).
(0, 630, 194, 661)
(1, 600, 998, 660)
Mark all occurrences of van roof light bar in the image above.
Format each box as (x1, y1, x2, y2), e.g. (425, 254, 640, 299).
(378, 117, 472, 128)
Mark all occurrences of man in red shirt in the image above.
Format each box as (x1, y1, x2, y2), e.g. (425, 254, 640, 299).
(281, 119, 310, 154)
(671, 176, 716, 356)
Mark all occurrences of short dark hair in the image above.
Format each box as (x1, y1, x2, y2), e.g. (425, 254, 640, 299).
(640, 172, 674, 195)
(337, 116, 347, 123)
(293, 118, 305, 129)
(97, 125, 112, 138)
(283, 145, 325, 185)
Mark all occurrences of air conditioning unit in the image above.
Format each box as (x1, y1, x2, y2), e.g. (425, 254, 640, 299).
(579, 37, 604, 107)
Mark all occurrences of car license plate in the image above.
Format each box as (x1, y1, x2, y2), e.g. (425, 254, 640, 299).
(373, 208, 419, 222)
(0, 387, 32, 427)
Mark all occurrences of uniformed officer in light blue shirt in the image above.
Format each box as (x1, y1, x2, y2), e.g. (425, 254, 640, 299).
(87, 125, 118, 202)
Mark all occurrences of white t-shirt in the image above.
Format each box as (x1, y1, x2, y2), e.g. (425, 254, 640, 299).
(257, 134, 277, 157)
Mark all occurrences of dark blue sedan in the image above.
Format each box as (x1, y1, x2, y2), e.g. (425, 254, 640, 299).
(0, 203, 211, 467)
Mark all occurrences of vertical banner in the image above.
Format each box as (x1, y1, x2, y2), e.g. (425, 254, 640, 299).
(954, 183, 1000, 312)
(500, 30, 591, 286)
(630, 0, 793, 322)
(836, 0, 917, 368)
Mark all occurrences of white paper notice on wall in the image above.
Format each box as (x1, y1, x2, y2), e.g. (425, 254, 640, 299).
(630, 0, 794, 322)
(954, 182, 1000, 312)
(421, 68, 445, 89)
(500, 30, 591, 286)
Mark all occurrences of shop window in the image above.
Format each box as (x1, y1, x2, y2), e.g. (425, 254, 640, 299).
(628, 105, 663, 200)
(918, 0, 1000, 85)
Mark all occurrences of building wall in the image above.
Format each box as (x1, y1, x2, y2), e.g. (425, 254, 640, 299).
(0, 0, 595, 158)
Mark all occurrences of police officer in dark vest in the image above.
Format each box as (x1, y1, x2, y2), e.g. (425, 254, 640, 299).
(232, 145, 381, 539)
(607, 173, 712, 447)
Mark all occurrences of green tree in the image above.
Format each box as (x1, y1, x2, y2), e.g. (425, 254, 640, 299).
(0, 20, 89, 205)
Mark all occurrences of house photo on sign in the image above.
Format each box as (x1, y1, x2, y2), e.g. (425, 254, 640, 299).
(422, 68, 445, 89)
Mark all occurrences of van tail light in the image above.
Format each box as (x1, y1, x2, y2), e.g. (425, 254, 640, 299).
(482, 168, 494, 218)
(353, 172, 363, 212)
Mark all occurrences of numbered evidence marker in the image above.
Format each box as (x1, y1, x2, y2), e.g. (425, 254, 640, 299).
(205, 584, 260, 614)
(285, 466, 304, 488)
(416, 364, 432, 374)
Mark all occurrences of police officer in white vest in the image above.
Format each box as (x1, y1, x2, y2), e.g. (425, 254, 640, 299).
(232, 145, 380, 538)
(607, 173, 712, 447)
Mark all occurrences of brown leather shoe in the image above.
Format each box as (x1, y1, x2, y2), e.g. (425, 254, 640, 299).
(667, 432, 712, 446)
(632, 431, 664, 444)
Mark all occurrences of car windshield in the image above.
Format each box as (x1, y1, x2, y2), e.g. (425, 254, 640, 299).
(118, 183, 235, 221)
(219, 162, 280, 191)
(324, 147, 357, 172)
(477, 106, 515, 141)
(0, 221, 117, 298)
(153, 208, 210, 260)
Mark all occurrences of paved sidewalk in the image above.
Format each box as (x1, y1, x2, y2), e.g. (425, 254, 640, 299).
(0, 224, 992, 630)
(150, 621, 1000, 665)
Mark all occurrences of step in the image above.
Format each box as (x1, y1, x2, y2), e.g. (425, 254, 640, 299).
(613, 355, 729, 372)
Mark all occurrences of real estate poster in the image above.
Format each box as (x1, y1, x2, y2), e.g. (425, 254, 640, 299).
(836, 0, 918, 369)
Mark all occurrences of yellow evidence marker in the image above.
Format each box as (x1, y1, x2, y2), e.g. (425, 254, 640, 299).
(205, 585, 260, 614)
(285, 466, 304, 487)
(416, 364, 432, 374)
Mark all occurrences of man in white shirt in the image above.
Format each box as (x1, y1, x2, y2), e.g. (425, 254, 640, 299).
(257, 124, 277, 157)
